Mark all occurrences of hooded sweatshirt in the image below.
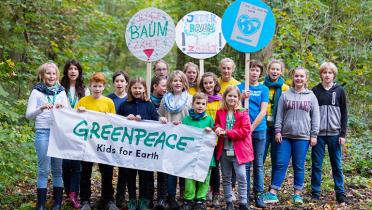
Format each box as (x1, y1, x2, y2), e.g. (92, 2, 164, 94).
(312, 83, 347, 137)
(274, 88, 320, 140)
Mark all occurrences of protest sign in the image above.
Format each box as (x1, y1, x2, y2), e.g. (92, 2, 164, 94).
(175, 11, 226, 60)
(125, 7, 176, 62)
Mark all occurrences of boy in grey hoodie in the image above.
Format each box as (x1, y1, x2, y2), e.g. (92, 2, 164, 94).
(263, 67, 320, 205)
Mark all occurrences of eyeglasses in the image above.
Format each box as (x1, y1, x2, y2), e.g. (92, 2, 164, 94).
(155, 68, 167, 72)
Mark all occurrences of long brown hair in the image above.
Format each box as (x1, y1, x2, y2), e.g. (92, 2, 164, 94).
(126, 77, 150, 102)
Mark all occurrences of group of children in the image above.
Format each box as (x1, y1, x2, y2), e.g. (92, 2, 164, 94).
(26, 58, 347, 210)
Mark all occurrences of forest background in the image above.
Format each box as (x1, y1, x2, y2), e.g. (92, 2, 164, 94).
(0, 0, 370, 209)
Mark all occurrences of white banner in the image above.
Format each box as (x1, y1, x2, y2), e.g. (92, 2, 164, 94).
(47, 109, 216, 182)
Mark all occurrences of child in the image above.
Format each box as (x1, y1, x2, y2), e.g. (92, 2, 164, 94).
(181, 93, 215, 210)
(159, 70, 192, 209)
(117, 77, 159, 210)
(183, 62, 200, 96)
(262, 59, 289, 177)
(264, 67, 320, 205)
(60, 59, 90, 209)
(153, 59, 169, 78)
(214, 86, 253, 210)
(199, 72, 223, 207)
(311, 62, 348, 204)
(75, 72, 118, 210)
(150, 75, 167, 112)
(238, 60, 269, 208)
(107, 71, 129, 111)
(149, 75, 168, 210)
(26, 62, 69, 210)
(218, 58, 241, 94)
(106, 71, 129, 208)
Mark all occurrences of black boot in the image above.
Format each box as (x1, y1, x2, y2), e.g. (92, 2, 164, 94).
(37, 188, 47, 210)
(238, 203, 251, 210)
(52, 187, 63, 210)
(167, 195, 180, 210)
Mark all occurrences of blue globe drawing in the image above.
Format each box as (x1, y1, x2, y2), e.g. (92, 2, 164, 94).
(237, 15, 261, 36)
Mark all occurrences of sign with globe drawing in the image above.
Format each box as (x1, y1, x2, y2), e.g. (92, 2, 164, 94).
(222, 0, 275, 53)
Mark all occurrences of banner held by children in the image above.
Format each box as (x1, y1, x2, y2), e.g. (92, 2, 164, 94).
(47, 108, 216, 182)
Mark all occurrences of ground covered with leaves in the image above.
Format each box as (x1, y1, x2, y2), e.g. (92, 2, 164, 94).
(0, 126, 370, 210)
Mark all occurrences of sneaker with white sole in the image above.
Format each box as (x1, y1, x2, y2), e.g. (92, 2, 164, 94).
(291, 194, 303, 205)
(263, 192, 279, 204)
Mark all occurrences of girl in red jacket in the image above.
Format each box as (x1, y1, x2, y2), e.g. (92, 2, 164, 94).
(214, 86, 253, 210)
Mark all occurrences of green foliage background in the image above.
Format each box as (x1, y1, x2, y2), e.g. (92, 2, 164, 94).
(0, 0, 370, 208)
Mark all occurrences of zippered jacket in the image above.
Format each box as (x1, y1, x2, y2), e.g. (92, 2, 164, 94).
(214, 108, 254, 164)
(312, 83, 348, 137)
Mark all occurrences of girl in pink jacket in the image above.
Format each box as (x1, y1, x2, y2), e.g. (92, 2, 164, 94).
(214, 86, 253, 210)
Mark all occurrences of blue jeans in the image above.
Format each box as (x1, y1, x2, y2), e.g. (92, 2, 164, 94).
(263, 127, 277, 178)
(246, 130, 266, 196)
(271, 138, 309, 191)
(35, 129, 63, 188)
(62, 159, 81, 193)
(311, 135, 345, 196)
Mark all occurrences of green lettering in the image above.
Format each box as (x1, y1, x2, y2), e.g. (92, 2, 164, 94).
(158, 21, 168, 36)
(148, 22, 156, 37)
(135, 128, 147, 145)
(73, 120, 88, 141)
(144, 132, 158, 147)
(140, 25, 148, 38)
(154, 132, 166, 149)
(90, 122, 100, 139)
(101, 125, 113, 140)
(166, 134, 177, 149)
(121, 127, 134, 144)
(130, 25, 140, 39)
(177, 136, 194, 151)
(111, 127, 123, 141)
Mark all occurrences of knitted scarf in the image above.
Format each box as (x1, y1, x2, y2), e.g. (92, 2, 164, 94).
(207, 93, 222, 103)
(33, 82, 64, 95)
(150, 94, 162, 109)
(163, 91, 189, 114)
(188, 108, 207, 120)
(263, 76, 284, 122)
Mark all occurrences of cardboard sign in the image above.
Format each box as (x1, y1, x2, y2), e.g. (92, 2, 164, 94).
(222, 0, 275, 53)
(125, 8, 175, 61)
(175, 11, 226, 59)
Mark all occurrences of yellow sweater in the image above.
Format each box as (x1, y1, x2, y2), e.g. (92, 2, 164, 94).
(218, 77, 240, 94)
(188, 87, 198, 96)
(76, 95, 116, 114)
(266, 84, 289, 125)
(206, 100, 221, 121)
